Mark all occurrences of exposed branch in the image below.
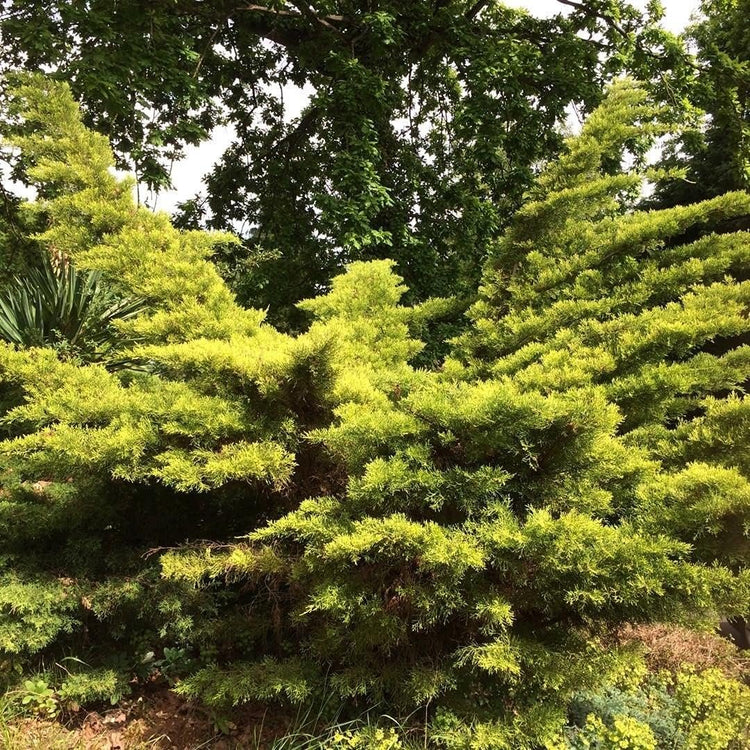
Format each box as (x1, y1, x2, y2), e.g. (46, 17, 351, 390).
(287, 0, 345, 36)
(465, 0, 492, 20)
(556, 0, 628, 37)
(239, 3, 345, 28)
(234, 3, 348, 51)
(233, 4, 311, 48)
(240, 3, 298, 19)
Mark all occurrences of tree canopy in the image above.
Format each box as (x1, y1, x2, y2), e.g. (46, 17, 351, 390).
(0, 0, 691, 325)
(653, 0, 749, 209)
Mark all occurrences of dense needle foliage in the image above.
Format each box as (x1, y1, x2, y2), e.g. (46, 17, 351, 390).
(0, 76, 748, 747)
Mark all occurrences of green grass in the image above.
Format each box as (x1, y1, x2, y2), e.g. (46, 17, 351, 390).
(251, 699, 426, 749)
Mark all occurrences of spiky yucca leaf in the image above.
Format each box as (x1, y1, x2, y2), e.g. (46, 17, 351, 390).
(0, 254, 144, 361)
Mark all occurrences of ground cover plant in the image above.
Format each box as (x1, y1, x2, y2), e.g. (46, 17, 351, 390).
(0, 69, 748, 749)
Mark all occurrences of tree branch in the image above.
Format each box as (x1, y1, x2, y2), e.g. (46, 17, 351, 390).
(555, 0, 698, 67)
(239, 3, 345, 28)
(234, 3, 348, 50)
(465, 0, 492, 20)
(287, 0, 345, 36)
(234, 4, 313, 48)
(239, 3, 301, 20)
(556, 0, 628, 39)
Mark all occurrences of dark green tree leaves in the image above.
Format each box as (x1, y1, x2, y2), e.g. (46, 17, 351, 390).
(1, 1, 689, 325)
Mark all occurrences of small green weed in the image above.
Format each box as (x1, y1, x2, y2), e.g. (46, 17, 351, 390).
(19, 678, 58, 719)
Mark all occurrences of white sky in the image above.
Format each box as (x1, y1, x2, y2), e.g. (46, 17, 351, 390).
(504, 0, 699, 32)
(151, 0, 702, 211)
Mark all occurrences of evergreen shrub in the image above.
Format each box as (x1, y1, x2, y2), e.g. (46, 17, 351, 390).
(0, 75, 748, 745)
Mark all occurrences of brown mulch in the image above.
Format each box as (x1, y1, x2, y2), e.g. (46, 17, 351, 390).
(619, 623, 750, 682)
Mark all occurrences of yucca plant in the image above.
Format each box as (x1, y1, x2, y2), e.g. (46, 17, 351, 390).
(0, 253, 144, 361)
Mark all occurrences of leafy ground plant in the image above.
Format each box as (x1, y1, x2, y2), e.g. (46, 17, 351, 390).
(558, 667, 750, 750)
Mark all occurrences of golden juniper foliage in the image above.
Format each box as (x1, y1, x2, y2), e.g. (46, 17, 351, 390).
(0, 76, 748, 746)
